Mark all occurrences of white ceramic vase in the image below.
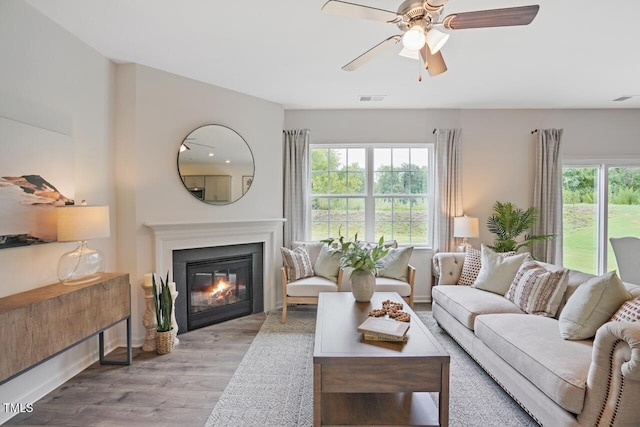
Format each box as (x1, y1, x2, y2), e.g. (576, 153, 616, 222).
(350, 270, 375, 302)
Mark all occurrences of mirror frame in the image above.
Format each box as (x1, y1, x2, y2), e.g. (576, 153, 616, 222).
(177, 124, 255, 205)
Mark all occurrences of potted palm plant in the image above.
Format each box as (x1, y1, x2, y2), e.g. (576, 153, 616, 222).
(323, 234, 389, 302)
(487, 201, 554, 253)
(152, 272, 174, 354)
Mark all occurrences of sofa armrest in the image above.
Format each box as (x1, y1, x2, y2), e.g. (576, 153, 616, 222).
(578, 321, 640, 427)
(432, 252, 466, 286)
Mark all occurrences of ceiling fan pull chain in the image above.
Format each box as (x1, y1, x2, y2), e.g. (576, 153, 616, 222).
(418, 54, 423, 81)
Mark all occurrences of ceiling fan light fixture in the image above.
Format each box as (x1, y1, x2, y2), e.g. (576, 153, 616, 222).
(425, 28, 449, 54)
(399, 47, 420, 60)
(402, 24, 426, 51)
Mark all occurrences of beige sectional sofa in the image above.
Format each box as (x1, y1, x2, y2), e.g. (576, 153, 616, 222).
(432, 252, 640, 427)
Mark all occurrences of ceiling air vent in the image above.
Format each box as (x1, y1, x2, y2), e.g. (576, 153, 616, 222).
(359, 95, 385, 102)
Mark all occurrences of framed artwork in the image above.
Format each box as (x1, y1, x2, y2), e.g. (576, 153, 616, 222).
(242, 175, 253, 195)
(0, 117, 74, 249)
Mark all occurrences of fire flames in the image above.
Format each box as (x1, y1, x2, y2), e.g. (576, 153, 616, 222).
(210, 280, 233, 302)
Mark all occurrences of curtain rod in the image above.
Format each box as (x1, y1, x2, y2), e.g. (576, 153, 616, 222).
(531, 129, 538, 134)
(433, 129, 437, 134)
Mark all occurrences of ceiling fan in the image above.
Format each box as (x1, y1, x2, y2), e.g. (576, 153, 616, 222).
(321, 0, 539, 78)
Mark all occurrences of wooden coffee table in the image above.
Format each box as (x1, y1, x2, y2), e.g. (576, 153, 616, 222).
(313, 292, 450, 426)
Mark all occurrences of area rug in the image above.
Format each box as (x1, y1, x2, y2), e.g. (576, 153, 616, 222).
(206, 306, 537, 427)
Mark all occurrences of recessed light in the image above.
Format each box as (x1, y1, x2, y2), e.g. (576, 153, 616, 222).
(225, 160, 231, 163)
(208, 152, 214, 157)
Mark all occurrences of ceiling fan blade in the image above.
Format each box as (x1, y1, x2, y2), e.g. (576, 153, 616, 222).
(322, 0, 399, 23)
(342, 35, 401, 71)
(443, 5, 539, 30)
(420, 45, 447, 77)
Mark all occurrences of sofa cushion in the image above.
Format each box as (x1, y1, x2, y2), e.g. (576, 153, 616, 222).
(431, 285, 524, 330)
(281, 246, 314, 281)
(285, 276, 338, 297)
(376, 246, 413, 281)
(559, 271, 632, 340)
(472, 245, 530, 295)
(313, 244, 341, 282)
(610, 296, 640, 323)
(374, 277, 412, 297)
(475, 313, 592, 414)
(505, 261, 569, 317)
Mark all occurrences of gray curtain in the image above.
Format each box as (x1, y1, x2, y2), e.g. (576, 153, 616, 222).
(283, 129, 310, 247)
(532, 129, 563, 264)
(434, 129, 464, 252)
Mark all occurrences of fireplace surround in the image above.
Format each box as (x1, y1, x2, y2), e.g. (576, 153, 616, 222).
(146, 219, 284, 330)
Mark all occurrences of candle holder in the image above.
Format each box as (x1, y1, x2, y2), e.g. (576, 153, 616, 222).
(141, 278, 157, 352)
(170, 289, 179, 346)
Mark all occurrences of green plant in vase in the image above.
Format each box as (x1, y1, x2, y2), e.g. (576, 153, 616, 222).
(322, 234, 390, 302)
(152, 272, 174, 354)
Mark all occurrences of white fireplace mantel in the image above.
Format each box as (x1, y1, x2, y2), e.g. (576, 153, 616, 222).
(144, 218, 286, 312)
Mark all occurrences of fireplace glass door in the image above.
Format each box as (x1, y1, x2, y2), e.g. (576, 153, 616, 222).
(186, 256, 252, 329)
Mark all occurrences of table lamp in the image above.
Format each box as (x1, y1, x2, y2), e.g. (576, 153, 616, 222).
(56, 201, 110, 284)
(454, 216, 479, 252)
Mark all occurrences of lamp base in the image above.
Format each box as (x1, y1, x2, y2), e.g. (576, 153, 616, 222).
(456, 238, 473, 253)
(57, 241, 105, 285)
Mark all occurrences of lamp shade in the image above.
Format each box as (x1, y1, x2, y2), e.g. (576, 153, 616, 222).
(425, 28, 450, 54)
(453, 216, 479, 238)
(57, 205, 110, 242)
(402, 25, 426, 51)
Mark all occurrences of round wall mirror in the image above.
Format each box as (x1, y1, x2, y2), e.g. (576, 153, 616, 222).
(177, 124, 254, 204)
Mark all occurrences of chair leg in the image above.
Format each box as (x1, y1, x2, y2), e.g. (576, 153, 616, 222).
(282, 300, 287, 324)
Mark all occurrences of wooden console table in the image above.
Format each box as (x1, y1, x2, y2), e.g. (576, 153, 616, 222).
(0, 273, 132, 385)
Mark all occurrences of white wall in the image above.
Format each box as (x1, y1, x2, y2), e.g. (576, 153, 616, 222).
(0, 0, 116, 422)
(114, 64, 285, 345)
(285, 109, 640, 301)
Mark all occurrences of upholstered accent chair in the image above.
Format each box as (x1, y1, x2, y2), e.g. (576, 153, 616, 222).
(610, 236, 640, 284)
(281, 241, 343, 323)
(281, 241, 416, 323)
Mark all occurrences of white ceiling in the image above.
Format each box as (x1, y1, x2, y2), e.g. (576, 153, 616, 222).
(25, 0, 640, 109)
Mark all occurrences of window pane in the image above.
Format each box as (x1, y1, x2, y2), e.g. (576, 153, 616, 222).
(607, 167, 640, 272)
(392, 148, 410, 169)
(346, 172, 365, 194)
(374, 148, 391, 170)
(311, 171, 328, 194)
(562, 167, 598, 274)
(347, 148, 366, 171)
(373, 197, 428, 245)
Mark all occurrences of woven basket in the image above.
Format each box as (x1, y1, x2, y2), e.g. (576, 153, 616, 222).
(156, 330, 174, 355)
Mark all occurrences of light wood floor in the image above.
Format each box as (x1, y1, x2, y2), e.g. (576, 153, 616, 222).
(6, 312, 267, 426)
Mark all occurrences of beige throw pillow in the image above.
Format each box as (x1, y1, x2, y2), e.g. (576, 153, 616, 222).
(472, 245, 529, 295)
(505, 261, 569, 317)
(376, 247, 414, 281)
(558, 271, 632, 340)
(281, 246, 314, 281)
(458, 247, 516, 286)
(313, 244, 341, 282)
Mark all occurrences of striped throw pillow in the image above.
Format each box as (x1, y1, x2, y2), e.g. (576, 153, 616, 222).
(610, 297, 640, 323)
(505, 261, 569, 317)
(281, 246, 314, 281)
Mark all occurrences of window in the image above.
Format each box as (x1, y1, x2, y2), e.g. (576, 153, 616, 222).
(562, 163, 640, 274)
(310, 145, 432, 245)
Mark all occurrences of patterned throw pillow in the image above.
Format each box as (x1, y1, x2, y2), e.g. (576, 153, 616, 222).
(505, 261, 569, 317)
(281, 246, 314, 281)
(458, 247, 516, 285)
(610, 297, 640, 323)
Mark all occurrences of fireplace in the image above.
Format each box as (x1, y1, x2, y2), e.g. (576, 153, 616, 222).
(173, 243, 263, 332)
